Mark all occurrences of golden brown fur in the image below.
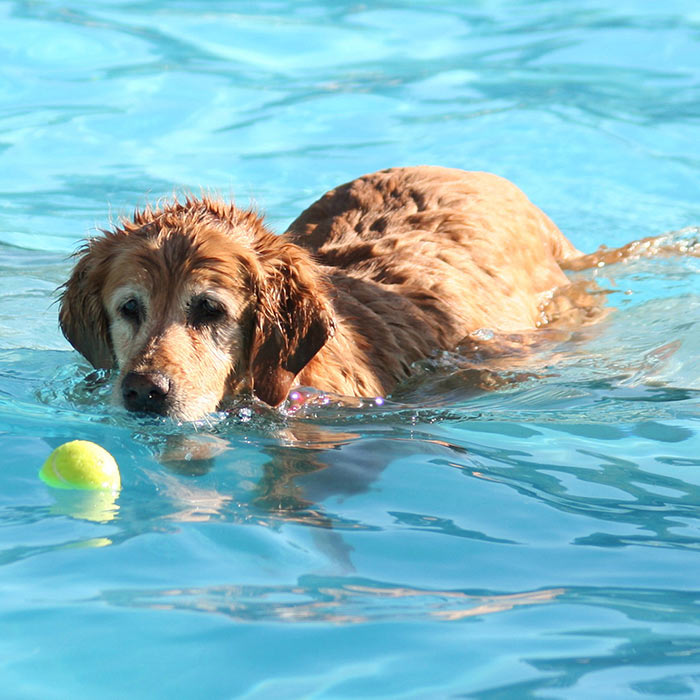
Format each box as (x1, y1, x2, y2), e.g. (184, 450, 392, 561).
(59, 166, 593, 420)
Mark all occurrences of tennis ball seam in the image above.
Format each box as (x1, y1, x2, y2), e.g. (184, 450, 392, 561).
(47, 453, 71, 487)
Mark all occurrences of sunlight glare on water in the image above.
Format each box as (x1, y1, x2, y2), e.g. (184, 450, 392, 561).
(1, 1, 699, 698)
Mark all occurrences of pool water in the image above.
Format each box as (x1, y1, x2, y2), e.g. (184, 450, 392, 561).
(2, 1, 700, 697)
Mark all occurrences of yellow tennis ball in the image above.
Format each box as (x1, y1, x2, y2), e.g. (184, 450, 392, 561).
(40, 440, 121, 491)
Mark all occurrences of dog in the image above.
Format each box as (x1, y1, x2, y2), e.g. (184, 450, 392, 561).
(59, 166, 636, 421)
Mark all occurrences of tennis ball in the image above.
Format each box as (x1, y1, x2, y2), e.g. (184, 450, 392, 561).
(40, 440, 121, 492)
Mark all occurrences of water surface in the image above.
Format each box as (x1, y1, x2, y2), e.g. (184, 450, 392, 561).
(1, 1, 699, 697)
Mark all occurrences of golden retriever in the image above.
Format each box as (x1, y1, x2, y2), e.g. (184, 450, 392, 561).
(58, 166, 626, 421)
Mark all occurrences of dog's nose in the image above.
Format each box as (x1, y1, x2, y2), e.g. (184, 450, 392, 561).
(121, 371, 171, 414)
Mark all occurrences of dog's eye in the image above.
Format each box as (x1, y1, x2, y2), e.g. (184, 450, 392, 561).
(190, 296, 226, 327)
(119, 298, 142, 324)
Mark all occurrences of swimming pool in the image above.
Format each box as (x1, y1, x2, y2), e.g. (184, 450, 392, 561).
(1, 0, 699, 697)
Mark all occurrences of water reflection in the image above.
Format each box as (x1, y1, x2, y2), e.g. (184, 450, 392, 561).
(95, 576, 565, 625)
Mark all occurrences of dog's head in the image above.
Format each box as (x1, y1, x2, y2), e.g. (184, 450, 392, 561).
(59, 198, 335, 420)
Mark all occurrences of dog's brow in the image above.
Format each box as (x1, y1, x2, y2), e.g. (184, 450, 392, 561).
(131, 251, 165, 278)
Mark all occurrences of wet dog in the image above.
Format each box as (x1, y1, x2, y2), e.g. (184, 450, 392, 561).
(59, 166, 660, 421)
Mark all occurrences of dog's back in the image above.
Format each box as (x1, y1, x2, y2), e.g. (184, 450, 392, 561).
(286, 166, 580, 337)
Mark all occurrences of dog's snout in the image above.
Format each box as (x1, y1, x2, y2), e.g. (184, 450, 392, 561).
(122, 371, 171, 414)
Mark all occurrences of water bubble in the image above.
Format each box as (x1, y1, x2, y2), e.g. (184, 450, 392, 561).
(238, 407, 253, 423)
(471, 328, 495, 341)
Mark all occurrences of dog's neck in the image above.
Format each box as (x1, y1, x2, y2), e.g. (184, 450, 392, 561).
(292, 264, 440, 400)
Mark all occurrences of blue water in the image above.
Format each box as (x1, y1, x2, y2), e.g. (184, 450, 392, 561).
(2, 1, 700, 697)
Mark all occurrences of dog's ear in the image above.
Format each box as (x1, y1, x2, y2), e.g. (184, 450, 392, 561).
(250, 240, 335, 406)
(58, 238, 115, 369)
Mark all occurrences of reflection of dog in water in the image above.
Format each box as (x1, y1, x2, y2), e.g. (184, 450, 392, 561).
(60, 166, 690, 422)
